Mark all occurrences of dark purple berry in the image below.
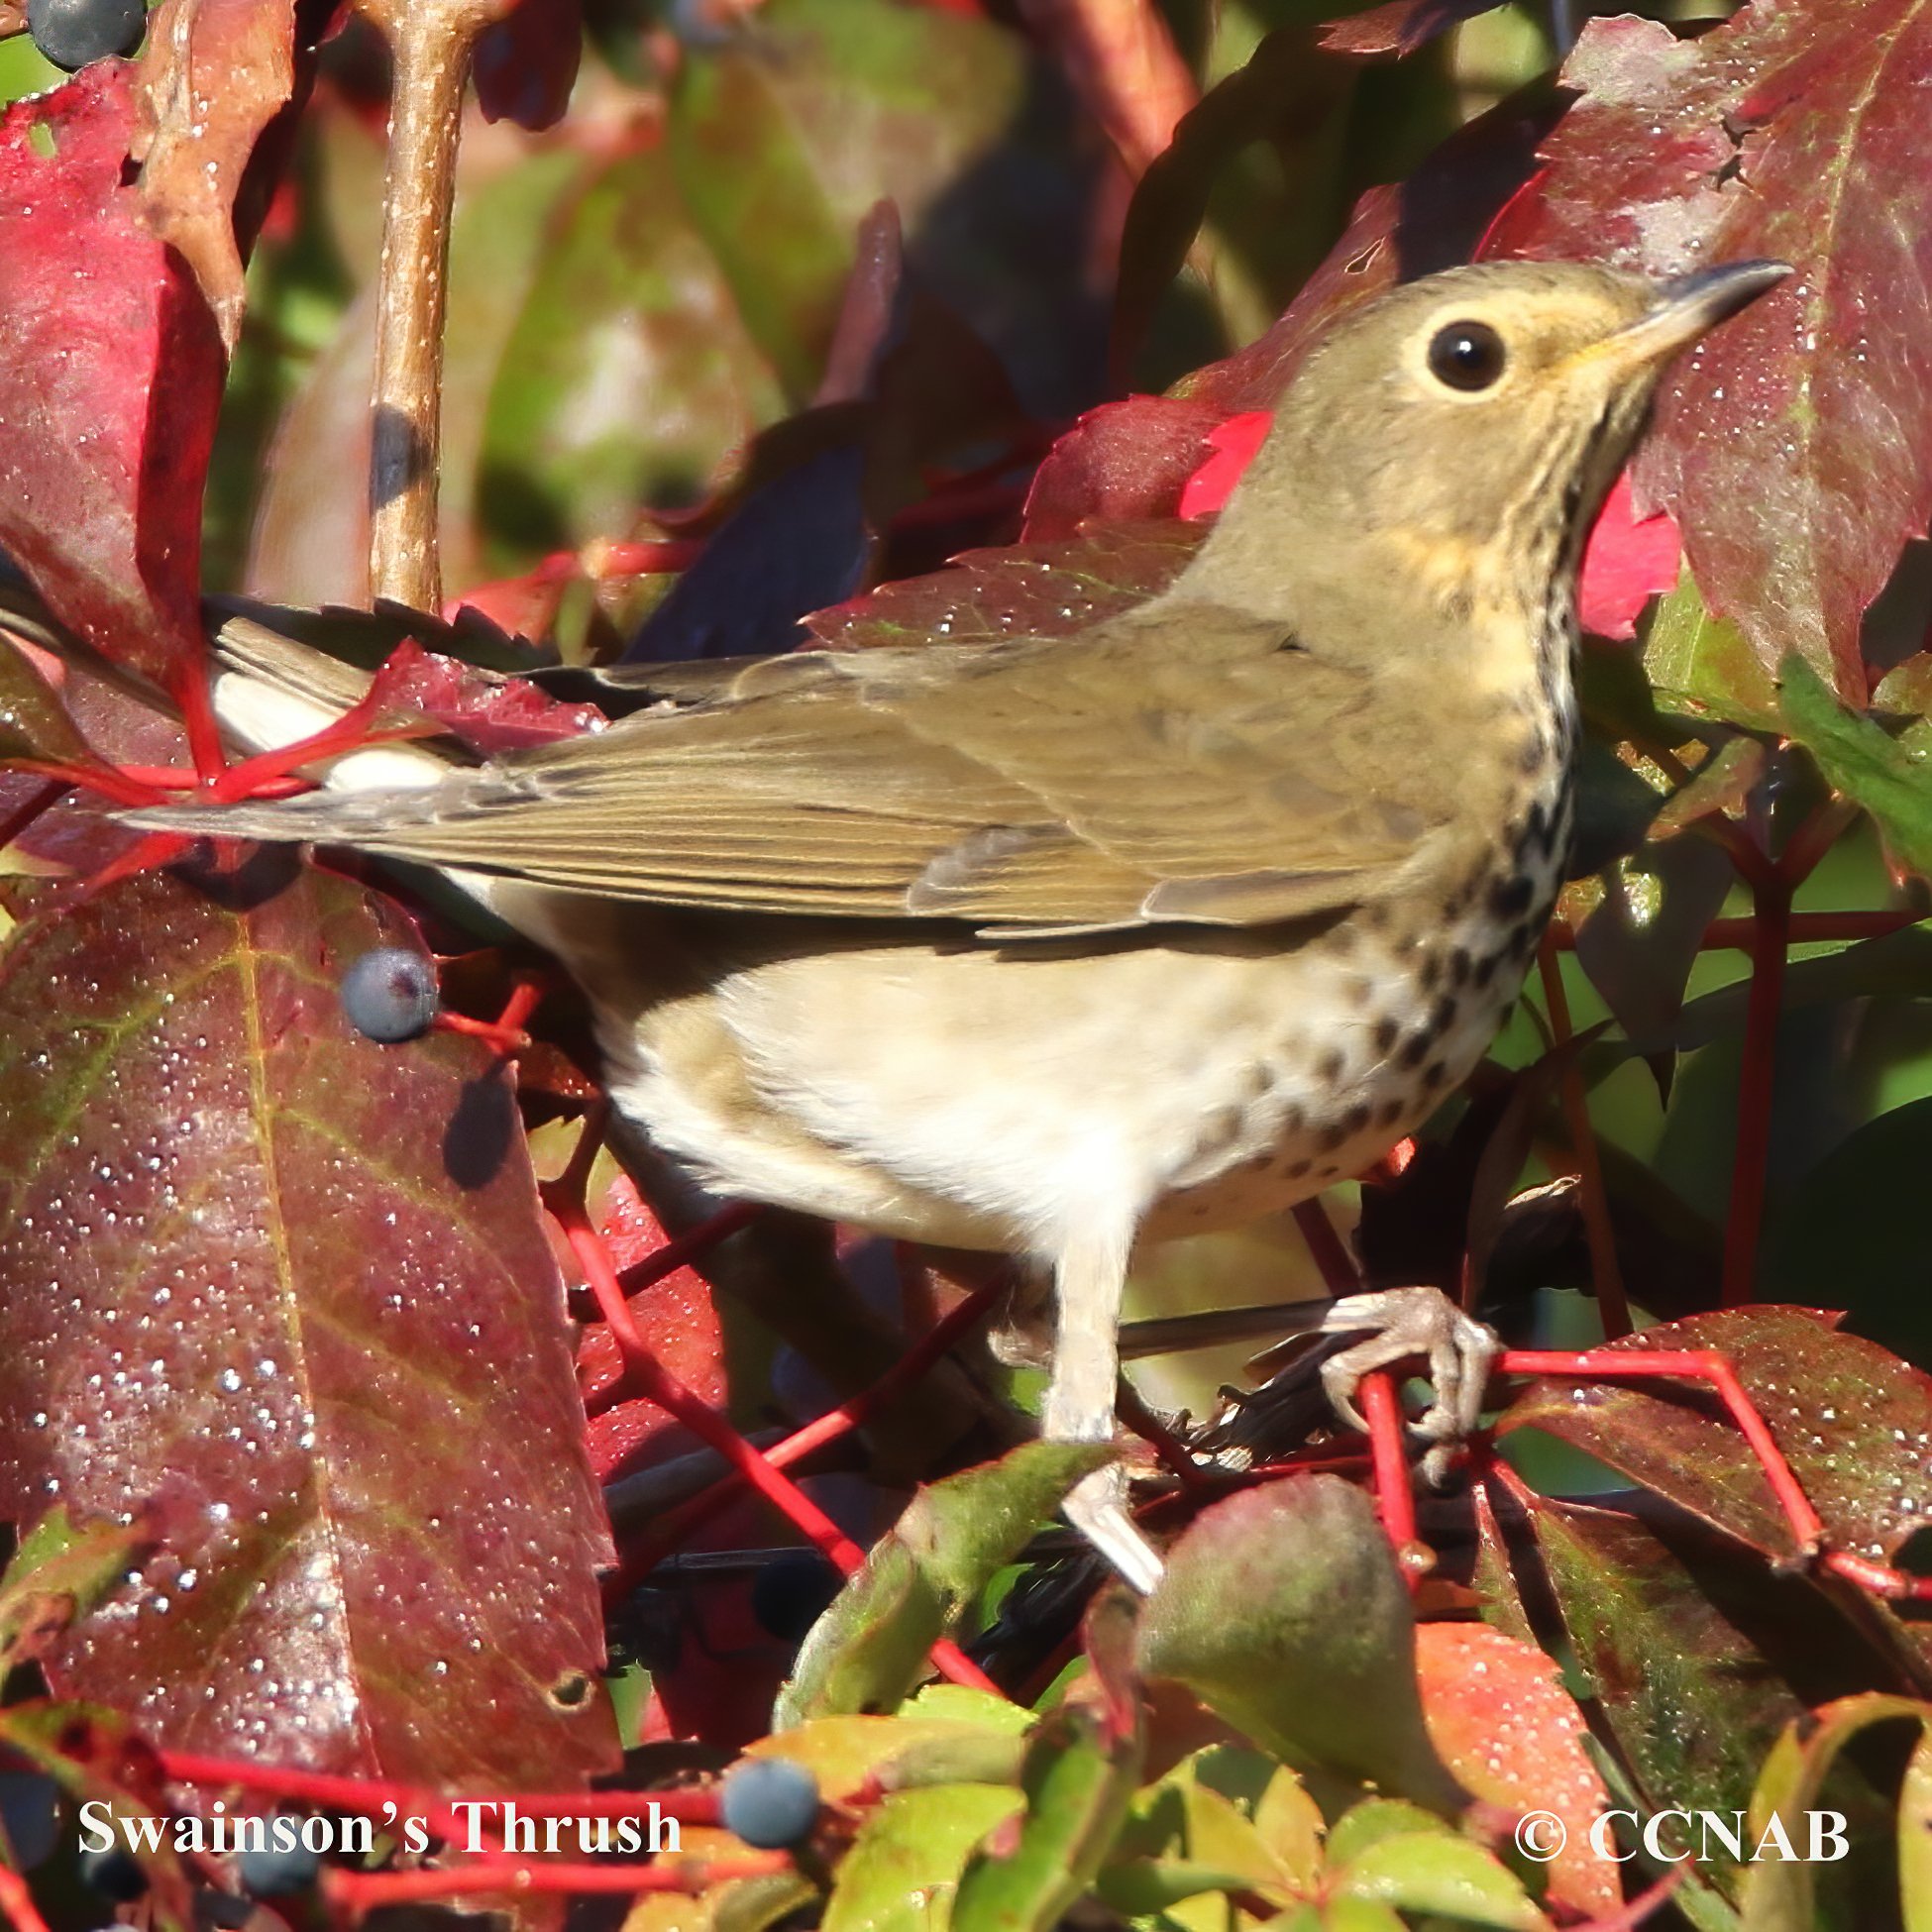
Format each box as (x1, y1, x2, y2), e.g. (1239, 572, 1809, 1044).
(340, 946, 438, 1043)
(749, 1550, 841, 1644)
(0, 1771, 58, 1872)
(27, 0, 146, 72)
(719, 1757, 819, 1850)
(79, 1842, 149, 1903)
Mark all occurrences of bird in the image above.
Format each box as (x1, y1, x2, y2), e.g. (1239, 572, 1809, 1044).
(133, 257, 1788, 1591)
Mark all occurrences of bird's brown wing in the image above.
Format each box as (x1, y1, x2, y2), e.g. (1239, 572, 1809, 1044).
(147, 601, 1455, 931)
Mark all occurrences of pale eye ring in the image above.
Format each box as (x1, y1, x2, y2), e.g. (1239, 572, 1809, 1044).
(1427, 319, 1508, 391)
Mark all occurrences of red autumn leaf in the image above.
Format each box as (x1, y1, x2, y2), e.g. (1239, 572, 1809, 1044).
(0, 865, 617, 1784)
(0, 62, 225, 686)
(1318, 0, 1510, 56)
(1019, 396, 1226, 540)
(1577, 470, 1681, 640)
(580, 1176, 725, 1485)
(1416, 1623, 1617, 1919)
(1175, 410, 1270, 521)
(1481, 7, 1932, 699)
(364, 638, 605, 753)
(131, 0, 302, 354)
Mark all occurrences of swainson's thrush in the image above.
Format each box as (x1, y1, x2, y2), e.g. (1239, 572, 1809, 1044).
(138, 258, 1787, 1589)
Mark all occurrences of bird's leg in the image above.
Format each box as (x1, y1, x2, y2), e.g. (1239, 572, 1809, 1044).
(1044, 1223, 1164, 1594)
(1311, 1287, 1502, 1484)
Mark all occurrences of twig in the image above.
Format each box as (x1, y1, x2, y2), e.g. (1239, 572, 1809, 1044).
(1536, 937, 1630, 1338)
(1721, 870, 1789, 1307)
(356, 0, 504, 610)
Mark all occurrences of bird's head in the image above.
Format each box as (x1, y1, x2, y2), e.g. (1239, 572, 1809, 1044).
(1192, 258, 1788, 631)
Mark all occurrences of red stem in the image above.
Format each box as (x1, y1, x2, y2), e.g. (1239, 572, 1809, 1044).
(1721, 872, 1790, 1307)
(324, 1854, 788, 1910)
(0, 1865, 53, 1932)
(614, 1272, 1009, 1581)
(548, 1120, 999, 1696)
(1290, 1199, 1358, 1296)
(1536, 939, 1631, 1339)
(1358, 1372, 1416, 1558)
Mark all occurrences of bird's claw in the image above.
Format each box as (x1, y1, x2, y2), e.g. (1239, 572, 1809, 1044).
(1312, 1286, 1502, 1483)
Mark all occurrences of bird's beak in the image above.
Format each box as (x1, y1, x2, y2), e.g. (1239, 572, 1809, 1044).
(1594, 259, 1792, 373)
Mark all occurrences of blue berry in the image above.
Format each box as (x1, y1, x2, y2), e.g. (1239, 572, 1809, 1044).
(0, 1771, 58, 1872)
(236, 1835, 320, 1897)
(340, 947, 438, 1042)
(79, 1842, 148, 1903)
(719, 1757, 819, 1850)
(27, 0, 146, 71)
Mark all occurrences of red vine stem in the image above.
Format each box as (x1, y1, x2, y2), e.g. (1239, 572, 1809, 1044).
(548, 1119, 1000, 1697)
(1536, 938, 1631, 1338)
(613, 1273, 1009, 1581)
(0, 1865, 53, 1932)
(1721, 869, 1790, 1307)
(1358, 1371, 1416, 1557)
(324, 1854, 790, 1911)
(1499, 1346, 1825, 1551)
(1290, 1199, 1358, 1296)
(157, 1750, 722, 1836)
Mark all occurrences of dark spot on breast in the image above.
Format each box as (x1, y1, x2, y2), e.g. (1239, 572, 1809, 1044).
(1417, 950, 1444, 993)
(1319, 1120, 1348, 1152)
(1449, 946, 1472, 987)
(1511, 915, 1545, 957)
(1358, 902, 1391, 932)
(1345, 974, 1373, 1009)
(1423, 1058, 1452, 1092)
(1472, 950, 1502, 990)
(1398, 1030, 1432, 1071)
(1287, 1156, 1313, 1180)
(1517, 732, 1547, 776)
(1342, 1101, 1370, 1138)
(1429, 992, 1457, 1035)
(1489, 871, 1536, 920)
(1316, 1046, 1345, 1085)
(1372, 1015, 1400, 1055)
(1281, 1102, 1306, 1133)
(1376, 1095, 1406, 1127)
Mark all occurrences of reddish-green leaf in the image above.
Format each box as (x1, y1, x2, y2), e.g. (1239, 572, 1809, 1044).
(0, 866, 615, 1784)
(0, 62, 225, 683)
(1488, 8, 1932, 699)
(1502, 1307, 1932, 1567)
(807, 521, 1203, 652)
(1414, 1624, 1614, 1921)
(1136, 1477, 1465, 1814)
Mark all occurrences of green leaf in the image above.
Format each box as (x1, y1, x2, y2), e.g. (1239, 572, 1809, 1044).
(0, 1507, 153, 1673)
(478, 145, 783, 563)
(1779, 651, 1932, 882)
(777, 1441, 1110, 1726)
(669, 0, 1027, 402)
(1136, 1477, 1466, 1815)
(1737, 1694, 1925, 1932)
(1334, 1828, 1547, 1931)
(1900, 1725, 1932, 1932)
(951, 1694, 1144, 1932)
(822, 1784, 1023, 1932)
(1642, 568, 1781, 732)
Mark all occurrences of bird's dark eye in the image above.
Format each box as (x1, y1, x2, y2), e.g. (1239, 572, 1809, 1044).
(1426, 320, 1508, 392)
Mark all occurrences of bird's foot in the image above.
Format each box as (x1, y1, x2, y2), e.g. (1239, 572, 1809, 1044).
(1311, 1286, 1502, 1485)
(1062, 1462, 1164, 1594)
